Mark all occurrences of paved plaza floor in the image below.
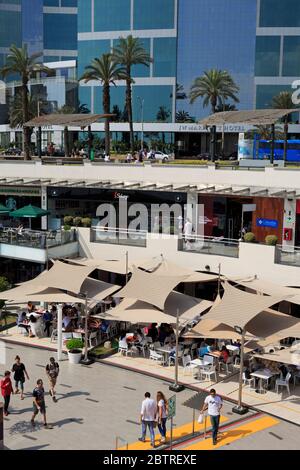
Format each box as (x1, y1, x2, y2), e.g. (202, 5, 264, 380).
(1, 344, 299, 450)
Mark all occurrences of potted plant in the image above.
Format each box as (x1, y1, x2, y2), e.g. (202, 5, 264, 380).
(265, 235, 278, 246)
(81, 217, 92, 227)
(63, 224, 71, 231)
(243, 232, 256, 243)
(64, 215, 73, 226)
(73, 216, 82, 227)
(66, 338, 84, 364)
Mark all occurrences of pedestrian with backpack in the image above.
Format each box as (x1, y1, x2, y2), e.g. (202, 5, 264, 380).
(31, 379, 48, 428)
(45, 357, 59, 403)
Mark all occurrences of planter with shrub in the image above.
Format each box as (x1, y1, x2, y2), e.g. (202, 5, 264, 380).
(66, 338, 84, 364)
(63, 224, 71, 231)
(265, 235, 278, 246)
(81, 217, 92, 227)
(64, 216, 73, 226)
(73, 217, 82, 227)
(243, 232, 256, 243)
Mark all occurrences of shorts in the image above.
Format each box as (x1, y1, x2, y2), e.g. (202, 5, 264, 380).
(33, 400, 46, 415)
(48, 376, 57, 388)
(15, 379, 25, 391)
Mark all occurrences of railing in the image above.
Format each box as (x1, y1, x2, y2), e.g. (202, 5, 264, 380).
(275, 245, 300, 267)
(90, 226, 147, 248)
(178, 235, 240, 258)
(0, 228, 77, 249)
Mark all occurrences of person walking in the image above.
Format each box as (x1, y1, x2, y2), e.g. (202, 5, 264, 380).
(157, 391, 168, 443)
(45, 357, 59, 403)
(31, 379, 48, 428)
(138, 392, 157, 447)
(201, 389, 223, 445)
(12, 355, 29, 400)
(1, 371, 14, 416)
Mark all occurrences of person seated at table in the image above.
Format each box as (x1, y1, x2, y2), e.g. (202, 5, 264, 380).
(27, 301, 35, 314)
(198, 341, 212, 358)
(148, 323, 159, 342)
(17, 311, 30, 334)
(158, 324, 168, 345)
(43, 310, 53, 337)
(62, 312, 73, 332)
(278, 362, 289, 379)
(119, 333, 130, 350)
(219, 346, 229, 363)
(28, 314, 38, 338)
(99, 319, 109, 334)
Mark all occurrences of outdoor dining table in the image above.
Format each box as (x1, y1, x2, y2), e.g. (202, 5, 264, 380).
(226, 345, 240, 352)
(156, 346, 173, 366)
(190, 359, 212, 379)
(250, 369, 279, 394)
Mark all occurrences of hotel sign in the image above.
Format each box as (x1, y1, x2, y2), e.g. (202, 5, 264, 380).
(0, 186, 41, 197)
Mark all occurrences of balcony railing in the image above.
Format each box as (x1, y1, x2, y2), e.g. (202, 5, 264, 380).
(178, 235, 240, 258)
(275, 245, 300, 267)
(0, 228, 77, 249)
(90, 226, 147, 248)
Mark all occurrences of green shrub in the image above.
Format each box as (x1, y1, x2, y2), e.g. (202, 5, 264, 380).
(243, 232, 256, 243)
(0, 276, 10, 310)
(63, 224, 71, 231)
(265, 235, 278, 246)
(66, 338, 84, 351)
(64, 216, 73, 226)
(73, 217, 82, 227)
(81, 217, 92, 227)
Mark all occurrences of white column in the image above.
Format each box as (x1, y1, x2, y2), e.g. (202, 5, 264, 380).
(41, 185, 48, 230)
(57, 304, 63, 361)
(186, 192, 199, 235)
(282, 198, 296, 250)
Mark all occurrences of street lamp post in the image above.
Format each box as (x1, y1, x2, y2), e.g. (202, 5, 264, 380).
(138, 97, 144, 151)
(232, 325, 248, 415)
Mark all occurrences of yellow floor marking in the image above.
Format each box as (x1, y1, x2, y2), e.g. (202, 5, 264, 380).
(183, 416, 279, 450)
(118, 416, 228, 450)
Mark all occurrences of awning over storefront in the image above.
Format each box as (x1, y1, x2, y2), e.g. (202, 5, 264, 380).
(198, 109, 300, 127)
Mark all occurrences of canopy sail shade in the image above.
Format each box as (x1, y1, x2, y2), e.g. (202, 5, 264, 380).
(0, 203, 9, 214)
(80, 277, 121, 301)
(202, 282, 287, 329)
(253, 347, 299, 365)
(148, 260, 219, 283)
(246, 308, 300, 342)
(18, 288, 85, 304)
(9, 204, 50, 218)
(183, 318, 257, 341)
(198, 109, 300, 127)
(232, 277, 299, 297)
(116, 267, 190, 310)
(65, 256, 161, 275)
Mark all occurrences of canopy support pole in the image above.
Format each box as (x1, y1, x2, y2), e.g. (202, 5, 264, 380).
(169, 309, 185, 393)
(57, 303, 63, 361)
(81, 294, 93, 365)
(283, 117, 288, 164)
(270, 124, 275, 165)
(232, 327, 248, 415)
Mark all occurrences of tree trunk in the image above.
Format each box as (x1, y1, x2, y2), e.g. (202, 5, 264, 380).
(22, 79, 31, 160)
(64, 126, 69, 157)
(126, 68, 134, 153)
(103, 83, 110, 155)
(211, 95, 217, 114)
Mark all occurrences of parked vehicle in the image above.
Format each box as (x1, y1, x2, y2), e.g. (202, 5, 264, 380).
(2, 147, 22, 156)
(147, 150, 169, 162)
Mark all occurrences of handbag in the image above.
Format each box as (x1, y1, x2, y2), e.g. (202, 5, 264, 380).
(198, 413, 204, 424)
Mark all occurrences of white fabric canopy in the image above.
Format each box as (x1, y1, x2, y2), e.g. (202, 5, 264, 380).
(148, 259, 219, 283)
(80, 278, 121, 301)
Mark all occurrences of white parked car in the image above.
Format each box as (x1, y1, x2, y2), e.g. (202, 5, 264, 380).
(147, 150, 169, 162)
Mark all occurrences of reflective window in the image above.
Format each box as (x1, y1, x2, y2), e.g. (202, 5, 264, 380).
(94, 85, 126, 114)
(79, 86, 92, 112)
(44, 56, 60, 62)
(61, 0, 77, 6)
(78, 40, 110, 77)
(0, 0, 21, 3)
(153, 38, 176, 77)
(44, 13, 77, 50)
(132, 85, 173, 122)
(177, 0, 256, 119)
(283, 37, 300, 76)
(0, 10, 21, 47)
(22, 0, 43, 55)
(255, 36, 280, 76)
(256, 85, 291, 108)
(43, 0, 59, 5)
(260, 0, 300, 27)
(78, 0, 91, 32)
(94, 0, 130, 31)
(133, 0, 175, 30)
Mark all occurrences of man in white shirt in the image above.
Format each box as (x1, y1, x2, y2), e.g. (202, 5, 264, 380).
(201, 388, 223, 445)
(138, 392, 157, 447)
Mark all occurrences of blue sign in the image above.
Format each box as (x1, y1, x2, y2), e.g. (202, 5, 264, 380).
(256, 218, 278, 228)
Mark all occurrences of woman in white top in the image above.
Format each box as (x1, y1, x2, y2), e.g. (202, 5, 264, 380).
(157, 391, 168, 443)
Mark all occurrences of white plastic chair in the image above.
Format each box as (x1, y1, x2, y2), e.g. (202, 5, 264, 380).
(275, 372, 291, 395)
(73, 332, 83, 339)
(200, 365, 217, 382)
(50, 329, 58, 343)
(242, 372, 255, 389)
(183, 355, 198, 376)
(88, 331, 98, 348)
(168, 350, 183, 367)
(118, 346, 135, 357)
(149, 349, 165, 365)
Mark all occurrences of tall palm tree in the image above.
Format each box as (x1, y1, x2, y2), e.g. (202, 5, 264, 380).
(112, 35, 152, 152)
(189, 69, 239, 114)
(1, 44, 52, 160)
(272, 91, 294, 109)
(80, 53, 126, 155)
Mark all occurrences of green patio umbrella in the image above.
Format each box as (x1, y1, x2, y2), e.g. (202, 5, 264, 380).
(0, 203, 9, 214)
(9, 204, 50, 229)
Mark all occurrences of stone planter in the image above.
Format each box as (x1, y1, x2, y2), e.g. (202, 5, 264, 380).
(67, 349, 82, 364)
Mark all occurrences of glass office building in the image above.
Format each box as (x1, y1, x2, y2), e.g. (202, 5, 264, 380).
(77, 0, 177, 122)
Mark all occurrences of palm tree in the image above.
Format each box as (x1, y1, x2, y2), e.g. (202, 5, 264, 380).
(215, 102, 237, 113)
(112, 35, 152, 152)
(80, 53, 126, 155)
(156, 106, 171, 144)
(9, 92, 38, 129)
(272, 91, 294, 109)
(189, 69, 239, 114)
(175, 110, 194, 122)
(1, 44, 52, 160)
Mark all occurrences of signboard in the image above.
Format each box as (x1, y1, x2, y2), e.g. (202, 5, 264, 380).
(256, 218, 278, 229)
(167, 395, 176, 420)
(0, 186, 41, 197)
